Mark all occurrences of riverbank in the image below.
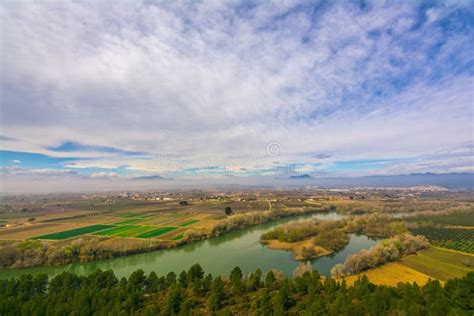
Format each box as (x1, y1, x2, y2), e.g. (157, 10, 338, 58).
(0, 207, 327, 270)
(0, 211, 369, 280)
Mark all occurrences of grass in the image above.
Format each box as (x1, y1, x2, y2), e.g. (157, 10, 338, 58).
(93, 225, 139, 236)
(399, 247, 474, 281)
(33, 225, 114, 240)
(114, 218, 145, 225)
(136, 227, 178, 238)
(171, 234, 184, 241)
(180, 219, 200, 227)
(114, 226, 156, 237)
(343, 262, 432, 286)
(344, 247, 474, 285)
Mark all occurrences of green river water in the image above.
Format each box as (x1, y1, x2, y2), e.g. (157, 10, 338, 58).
(0, 212, 380, 279)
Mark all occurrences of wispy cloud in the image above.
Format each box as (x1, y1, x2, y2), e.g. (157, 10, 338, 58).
(1, 0, 473, 187)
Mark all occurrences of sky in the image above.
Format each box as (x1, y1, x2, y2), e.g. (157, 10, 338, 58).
(1, 0, 473, 192)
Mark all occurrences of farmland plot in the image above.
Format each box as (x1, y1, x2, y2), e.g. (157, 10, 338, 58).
(34, 225, 115, 240)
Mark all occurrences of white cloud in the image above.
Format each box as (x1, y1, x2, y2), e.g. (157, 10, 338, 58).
(1, 1, 473, 183)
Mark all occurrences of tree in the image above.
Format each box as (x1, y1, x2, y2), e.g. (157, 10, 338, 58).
(276, 279, 294, 311)
(128, 269, 146, 291)
(165, 284, 182, 315)
(166, 272, 177, 287)
(208, 277, 225, 311)
(145, 272, 159, 292)
(260, 288, 273, 316)
(187, 263, 204, 283)
(225, 206, 233, 216)
(265, 270, 276, 288)
(178, 271, 188, 288)
(247, 269, 262, 292)
(230, 266, 243, 294)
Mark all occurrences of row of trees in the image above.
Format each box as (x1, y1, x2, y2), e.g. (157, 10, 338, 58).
(0, 264, 472, 315)
(331, 233, 430, 277)
(185, 207, 323, 242)
(0, 236, 170, 269)
(260, 219, 345, 243)
(322, 200, 470, 214)
(344, 213, 407, 238)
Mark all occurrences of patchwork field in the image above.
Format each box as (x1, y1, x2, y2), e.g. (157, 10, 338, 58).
(343, 247, 474, 286)
(0, 206, 209, 243)
(137, 227, 178, 238)
(114, 226, 156, 237)
(179, 219, 200, 227)
(114, 218, 145, 225)
(34, 225, 114, 240)
(93, 225, 137, 236)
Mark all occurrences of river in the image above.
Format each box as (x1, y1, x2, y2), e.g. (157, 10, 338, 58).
(0, 212, 380, 279)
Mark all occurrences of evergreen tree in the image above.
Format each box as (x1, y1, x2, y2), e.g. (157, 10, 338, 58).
(145, 272, 159, 292)
(165, 284, 182, 315)
(178, 271, 188, 288)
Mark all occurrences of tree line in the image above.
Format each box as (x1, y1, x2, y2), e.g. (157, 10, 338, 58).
(1, 264, 472, 315)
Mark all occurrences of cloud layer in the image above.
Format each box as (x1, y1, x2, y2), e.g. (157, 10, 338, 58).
(1, 0, 473, 191)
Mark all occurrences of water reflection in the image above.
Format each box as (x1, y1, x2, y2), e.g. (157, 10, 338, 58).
(0, 212, 381, 279)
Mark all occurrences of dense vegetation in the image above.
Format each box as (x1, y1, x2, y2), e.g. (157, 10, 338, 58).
(260, 219, 345, 243)
(1, 265, 473, 315)
(312, 229, 349, 252)
(331, 233, 430, 277)
(409, 227, 474, 254)
(344, 213, 407, 238)
(260, 214, 408, 261)
(261, 213, 408, 246)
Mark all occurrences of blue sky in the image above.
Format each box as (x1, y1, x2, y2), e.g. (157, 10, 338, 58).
(1, 0, 473, 191)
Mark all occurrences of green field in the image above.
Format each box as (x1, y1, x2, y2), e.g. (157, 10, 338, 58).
(407, 212, 474, 227)
(180, 219, 200, 227)
(409, 227, 474, 253)
(114, 218, 145, 225)
(114, 226, 156, 237)
(400, 247, 474, 281)
(171, 234, 184, 240)
(137, 227, 178, 238)
(93, 225, 139, 236)
(33, 225, 115, 240)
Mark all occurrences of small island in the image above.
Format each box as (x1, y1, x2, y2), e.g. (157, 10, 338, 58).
(260, 219, 350, 260)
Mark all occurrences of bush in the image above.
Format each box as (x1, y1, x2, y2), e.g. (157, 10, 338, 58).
(331, 233, 430, 277)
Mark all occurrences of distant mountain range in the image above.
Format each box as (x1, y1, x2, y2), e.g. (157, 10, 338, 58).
(132, 175, 170, 181)
(285, 172, 474, 188)
(288, 174, 313, 179)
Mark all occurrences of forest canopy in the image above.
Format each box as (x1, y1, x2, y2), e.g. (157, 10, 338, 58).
(0, 265, 473, 315)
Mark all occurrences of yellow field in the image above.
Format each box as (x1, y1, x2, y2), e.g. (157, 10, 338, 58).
(342, 247, 474, 286)
(343, 262, 433, 286)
